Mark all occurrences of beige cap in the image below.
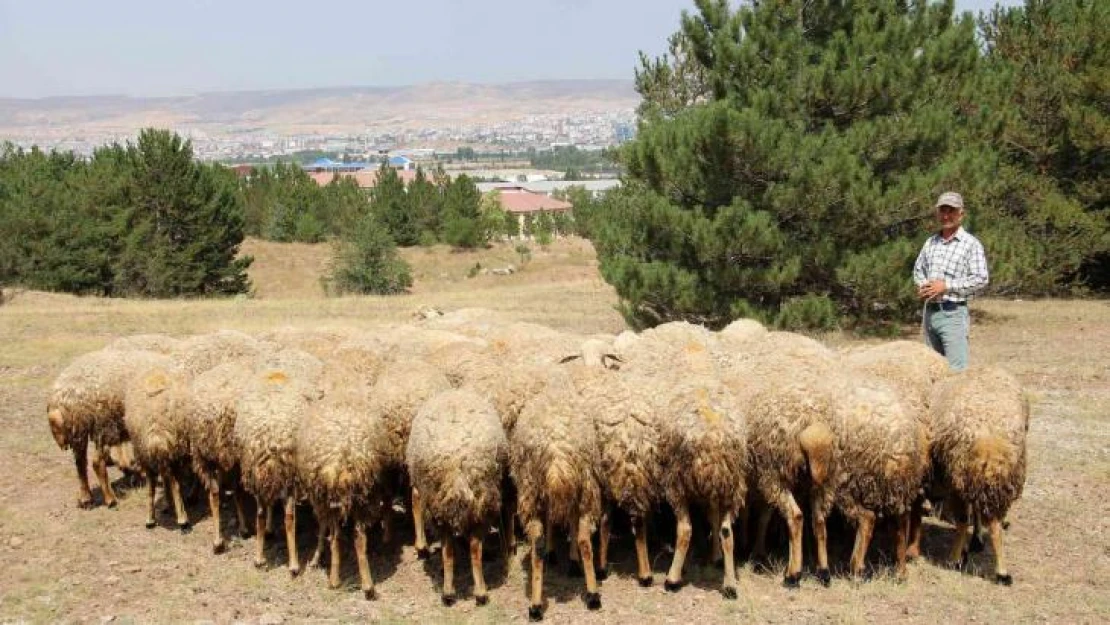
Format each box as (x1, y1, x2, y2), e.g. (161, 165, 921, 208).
(935, 191, 964, 210)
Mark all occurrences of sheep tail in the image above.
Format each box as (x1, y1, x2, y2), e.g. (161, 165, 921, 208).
(442, 474, 476, 523)
(971, 436, 1014, 483)
(798, 422, 834, 487)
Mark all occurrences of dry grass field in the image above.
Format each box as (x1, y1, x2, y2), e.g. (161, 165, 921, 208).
(1, 238, 1107, 624)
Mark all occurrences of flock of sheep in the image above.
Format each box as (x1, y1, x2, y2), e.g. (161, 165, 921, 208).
(45, 308, 1029, 620)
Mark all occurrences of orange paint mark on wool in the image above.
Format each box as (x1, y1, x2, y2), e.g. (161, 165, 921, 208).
(265, 371, 289, 384)
(695, 387, 721, 425)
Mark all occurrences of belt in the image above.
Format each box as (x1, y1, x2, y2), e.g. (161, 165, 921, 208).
(926, 301, 966, 312)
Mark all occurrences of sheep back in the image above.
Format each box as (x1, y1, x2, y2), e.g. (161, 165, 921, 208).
(657, 378, 748, 514)
(371, 360, 452, 467)
(187, 358, 258, 474)
(406, 389, 508, 535)
(511, 371, 602, 527)
(123, 358, 192, 472)
(928, 367, 1029, 519)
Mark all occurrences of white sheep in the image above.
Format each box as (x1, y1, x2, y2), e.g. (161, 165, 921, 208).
(406, 389, 509, 607)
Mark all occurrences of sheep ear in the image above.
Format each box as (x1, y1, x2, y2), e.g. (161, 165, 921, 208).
(602, 354, 623, 370)
(558, 355, 581, 364)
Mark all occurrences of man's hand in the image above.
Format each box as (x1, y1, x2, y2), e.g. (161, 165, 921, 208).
(917, 279, 947, 300)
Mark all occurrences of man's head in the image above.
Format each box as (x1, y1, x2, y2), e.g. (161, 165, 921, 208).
(934, 191, 965, 233)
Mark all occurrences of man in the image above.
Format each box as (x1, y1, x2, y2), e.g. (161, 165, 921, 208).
(913, 191, 989, 371)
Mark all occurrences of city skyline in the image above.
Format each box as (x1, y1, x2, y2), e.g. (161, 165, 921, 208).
(1, 0, 1022, 99)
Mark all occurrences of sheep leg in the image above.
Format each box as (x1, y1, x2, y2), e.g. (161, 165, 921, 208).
(499, 492, 517, 562)
(233, 485, 253, 539)
(526, 518, 545, 621)
(254, 497, 268, 568)
(355, 520, 376, 599)
(987, 516, 1012, 585)
(412, 486, 430, 559)
(811, 490, 831, 587)
(308, 522, 328, 570)
(167, 470, 190, 532)
(752, 506, 773, 562)
(774, 491, 805, 587)
(849, 510, 876, 579)
(208, 483, 226, 554)
(597, 507, 610, 581)
(947, 501, 972, 569)
(470, 526, 489, 605)
(633, 516, 652, 586)
(145, 469, 158, 529)
(720, 508, 739, 599)
(284, 496, 301, 576)
(264, 503, 275, 538)
(907, 497, 925, 560)
(664, 499, 692, 592)
(894, 511, 911, 581)
(92, 446, 119, 509)
(709, 502, 723, 567)
(73, 440, 95, 509)
(328, 519, 342, 589)
(441, 527, 457, 606)
(969, 511, 986, 554)
(577, 515, 601, 610)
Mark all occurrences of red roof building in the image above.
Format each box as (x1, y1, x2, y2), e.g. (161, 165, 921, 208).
(309, 168, 419, 189)
(488, 186, 572, 214)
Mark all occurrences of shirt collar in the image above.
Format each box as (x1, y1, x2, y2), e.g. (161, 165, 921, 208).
(936, 226, 966, 243)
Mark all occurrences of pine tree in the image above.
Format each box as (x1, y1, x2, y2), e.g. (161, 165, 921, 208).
(371, 162, 418, 246)
(406, 166, 441, 244)
(596, 0, 1099, 330)
(441, 174, 487, 248)
(114, 129, 251, 296)
(325, 213, 412, 295)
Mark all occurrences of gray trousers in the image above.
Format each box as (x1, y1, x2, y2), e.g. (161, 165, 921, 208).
(924, 305, 970, 371)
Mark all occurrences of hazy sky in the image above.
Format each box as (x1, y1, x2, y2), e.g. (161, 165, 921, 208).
(0, 0, 1022, 98)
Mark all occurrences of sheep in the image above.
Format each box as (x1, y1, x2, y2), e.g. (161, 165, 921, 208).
(510, 368, 604, 620)
(234, 348, 324, 574)
(924, 366, 1029, 585)
(368, 359, 452, 556)
(715, 331, 841, 587)
(830, 375, 930, 581)
(295, 381, 390, 599)
(123, 358, 194, 532)
(841, 340, 949, 558)
(570, 365, 662, 587)
(124, 331, 270, 535)
(257, 327, 350, 360)
(47, 347, 175, 509)
(654, 376, 749, 599)
(186, 359, 260, 554)
(107, 333, 181, 354)
(406, 389, 509, 607)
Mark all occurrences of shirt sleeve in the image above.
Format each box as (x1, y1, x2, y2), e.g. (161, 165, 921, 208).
(947, 240, 989, 297)
(912, 240, 930, 286)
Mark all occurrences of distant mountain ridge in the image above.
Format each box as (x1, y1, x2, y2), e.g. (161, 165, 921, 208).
(0, 79, 639, 138)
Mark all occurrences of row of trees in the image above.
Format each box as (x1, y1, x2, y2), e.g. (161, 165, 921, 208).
(591, 0, 1108, 331)
(0, 130, 251, 297)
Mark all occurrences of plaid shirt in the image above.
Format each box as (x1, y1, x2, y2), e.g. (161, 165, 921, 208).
(913, 227, 989, 303)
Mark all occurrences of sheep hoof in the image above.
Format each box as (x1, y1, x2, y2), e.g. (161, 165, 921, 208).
(253, 558, 266, 569)
(722, 586, 738, 600)
(363, 588, 376, 601)
(994, 573, 1013, 586)
(239, 528, 254, 540)
(596, 566, 609, 581)
(566, 561, 583, 578)
(441, 593, 456, 607)
(106, 500, 119, 510)
(416, 547, 431, 560)
(638, 576, 653, 588)
(145, 520, 156, 530)
(475, 594, 489, 606)
(584, 592, 601, 611)
(78, 498, 95, 510)
(528, 605, 544, 621)
(969, 533, 985, 554)
(1002, 520, 1010, 531)
(783, 573, 802, 589)
(178, 522, 192, 535)
(289, 566, 301, 578)
(816, 568, 831, 587)
(663, 579, 683, 593)
(212, 542, 227, 555)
